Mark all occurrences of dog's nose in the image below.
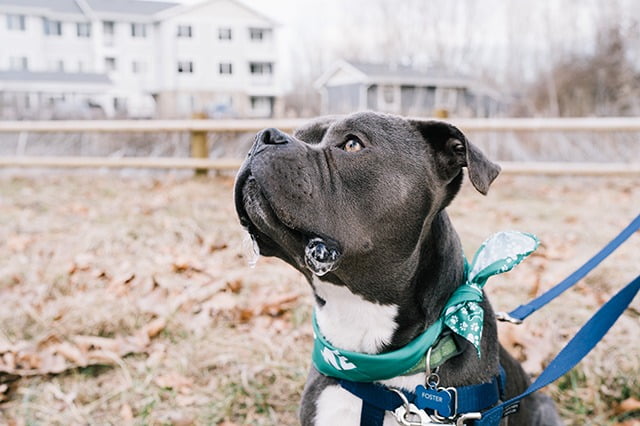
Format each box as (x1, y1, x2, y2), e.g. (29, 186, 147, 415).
(258, 128, 290, 145)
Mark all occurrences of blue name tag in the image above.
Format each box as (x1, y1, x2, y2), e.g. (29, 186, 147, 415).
(414, 385, 452, 417)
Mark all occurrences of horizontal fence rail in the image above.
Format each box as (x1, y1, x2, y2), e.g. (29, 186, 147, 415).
(1, 157, 638, 176)
(4, 117, 640, 133)
(0, 118, 639, 175)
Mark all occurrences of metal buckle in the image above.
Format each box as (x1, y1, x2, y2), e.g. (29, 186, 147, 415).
(394, 403, 436, 426)
(495, 311, 523, 324)
(455, 412, 482, 425)
(391, 389, 437, 426)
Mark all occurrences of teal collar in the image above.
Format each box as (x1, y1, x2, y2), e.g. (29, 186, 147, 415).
(311, 231, 539, 382)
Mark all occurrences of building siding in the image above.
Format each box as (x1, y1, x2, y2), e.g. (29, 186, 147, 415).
(0, 0, 281, 119)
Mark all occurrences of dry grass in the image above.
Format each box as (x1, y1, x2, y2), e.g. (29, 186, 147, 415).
(0, 172, 638, 426)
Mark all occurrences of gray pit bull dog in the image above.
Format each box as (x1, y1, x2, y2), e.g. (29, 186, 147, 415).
(234, 111, 563, 425)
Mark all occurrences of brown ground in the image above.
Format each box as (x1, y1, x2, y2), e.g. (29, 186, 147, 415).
(0, 173, 638, 425)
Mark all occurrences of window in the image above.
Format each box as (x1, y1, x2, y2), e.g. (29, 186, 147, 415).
(105, 57, 117, 72)
(382, 85, 395, 104)
(177, 25, 192, 38)
(177, 61, 194, 73)
(250, 96, 273, 115)
(103, 21, 115, 36)
(435, 88, 458, 110)
(131, 23, 147, 38)
(7, 14, 26, 31)
(219, 63, 232, 75)
(9, 57, 28, 71)
(249, 62, 273, 75)
(132, 61, 146, 74)
(218, 28, 232, 40)
(77, 22, 91, 37)
(43, 18, 62, 36)
(249, 28, 271, 41)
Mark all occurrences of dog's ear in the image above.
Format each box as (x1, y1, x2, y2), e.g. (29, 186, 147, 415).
(410, 120, 500, 195)
(294, 115, 340, 145)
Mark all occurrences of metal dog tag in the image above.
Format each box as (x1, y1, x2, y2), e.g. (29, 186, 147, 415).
(414, 385, 453, 417)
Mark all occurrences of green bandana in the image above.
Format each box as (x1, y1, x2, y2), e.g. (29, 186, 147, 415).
(444, 231, 539, 356)
(311, 231, 539, 382)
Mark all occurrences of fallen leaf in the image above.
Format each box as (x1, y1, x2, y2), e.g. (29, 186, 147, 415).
(0, 383, 8, 402)
(37, 353, 66, 374)
(208, 292, 238, 312)
(0, 320, 166, 376)
(257, 293, 301, 317)
(73, 335, 121, 353)
(2, 352, 16, 370)
(209, 243, 228, 253)
(238, 308, 255, 322)
(161, 411, 195, 426)
(141, 318, 166, 339)
(16, 351, 42, 370)
(55, 342, 87, 366)
(172, 258, 203, 274)
(6, 235, 33, 252)
(68, 253, 95, 274)
(226, 279, 243, 293)
(498, 323, 555, 374)
(154, 372, 193, 394)
(615, 397, 640, 415)
(120, 403, 134, 421)
(614, 420, 640, 426)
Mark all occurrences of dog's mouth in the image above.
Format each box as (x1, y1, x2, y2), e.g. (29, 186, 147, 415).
(234, 167, 342, 275)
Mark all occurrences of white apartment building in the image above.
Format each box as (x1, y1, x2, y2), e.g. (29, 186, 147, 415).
(0, 0, 282, 119)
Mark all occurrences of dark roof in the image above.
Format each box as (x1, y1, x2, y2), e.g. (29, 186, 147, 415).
(0, 70, 112, 84)
(85, 0, 177, 15)
(0, 0, 84, 15)
(348, 61, 469, 81)
(0, 0, 178, 16)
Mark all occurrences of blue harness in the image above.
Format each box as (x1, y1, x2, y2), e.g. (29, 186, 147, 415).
(330, 213, 640, 426)
(339, 367, 507, 425)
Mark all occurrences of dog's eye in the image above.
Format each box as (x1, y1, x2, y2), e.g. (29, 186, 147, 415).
(342, 136, 364, 153)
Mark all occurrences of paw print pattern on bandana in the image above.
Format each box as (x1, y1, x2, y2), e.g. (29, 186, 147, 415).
(444, 231, 539, 356)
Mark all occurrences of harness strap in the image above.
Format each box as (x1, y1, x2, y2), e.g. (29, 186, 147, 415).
(476, 274, 640, 426)
(339, 367, 506, 426)
(508, 213, 640, 322)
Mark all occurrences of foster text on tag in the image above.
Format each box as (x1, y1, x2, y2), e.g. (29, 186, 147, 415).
(414, 385, 452, 417)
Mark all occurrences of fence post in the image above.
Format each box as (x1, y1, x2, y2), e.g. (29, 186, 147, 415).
(434, 109, 449, 119)
(190, 112, 208, 176)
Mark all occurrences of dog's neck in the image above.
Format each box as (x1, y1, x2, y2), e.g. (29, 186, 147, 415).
(393, 210, 465, 348)
(312, 210, 466, 355)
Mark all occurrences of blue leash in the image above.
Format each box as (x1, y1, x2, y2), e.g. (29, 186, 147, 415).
(334, 214, 640, 425)
(476, 213, 640, 425)
(508, 213, 640, 322)
(477, 273, 640, 426)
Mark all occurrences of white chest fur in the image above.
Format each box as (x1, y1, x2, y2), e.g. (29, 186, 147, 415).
(313, 363, 426, 426)
(312, 277, 428, 425)
(312, 277, 399, 354)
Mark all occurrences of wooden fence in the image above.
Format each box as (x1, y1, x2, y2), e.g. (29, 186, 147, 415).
(0, 117, 639, 175)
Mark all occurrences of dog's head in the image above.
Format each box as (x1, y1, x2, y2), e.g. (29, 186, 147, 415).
(234, 111, 499, 290)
